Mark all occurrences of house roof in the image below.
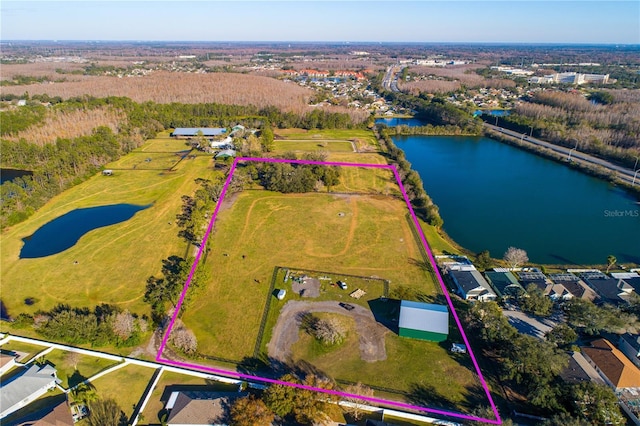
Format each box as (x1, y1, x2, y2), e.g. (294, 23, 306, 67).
(1, 364, 59, 415)
(582, 339, 640, 389)
(484, 271, 523, 297)
(167, 391, 247, 425)
(172, 128, 227, 137)
(620, 333, 640, 351)
(399, 301, 448, 334)
(0, 352, 17, 370)
(15, 396, 74, 426)
(580, 272, 633, 304)
(449, 269, 496, 297)
(214, 149, 236, 158)
(550, 275, 597, 301)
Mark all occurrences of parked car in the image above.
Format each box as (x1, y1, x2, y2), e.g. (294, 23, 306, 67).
(337, 281, 347, 290)
(339, 302, 355, 311)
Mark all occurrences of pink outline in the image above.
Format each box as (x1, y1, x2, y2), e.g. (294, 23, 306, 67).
(156, 157, 502, 425)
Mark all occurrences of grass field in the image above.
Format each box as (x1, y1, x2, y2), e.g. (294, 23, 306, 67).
(42, 349, 119, 389)
(0, 134, 217, 321)
(273, 140, 355, 152)
(90, 363, 156, 420)
(274, 128, 379, 151)
(182, 189, 437, 362)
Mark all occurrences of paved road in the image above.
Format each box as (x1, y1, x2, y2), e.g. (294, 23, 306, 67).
(502, 310, 556, 340)
(485, 123, 639, 186)
(382, 64, 404, 93)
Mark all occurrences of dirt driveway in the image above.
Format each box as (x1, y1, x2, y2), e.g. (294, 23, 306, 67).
(267, 300, 388, 363)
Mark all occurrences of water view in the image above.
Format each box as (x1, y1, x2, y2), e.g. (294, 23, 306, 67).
(20, 204, 151, 259)
(391, 134, 639, 265)
(1, 168, 33, 184)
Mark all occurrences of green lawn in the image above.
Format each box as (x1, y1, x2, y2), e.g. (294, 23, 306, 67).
(291, 319, 477, 412)
(42, 349, 120, 389)
(182, 189, 436, 362)
(0, 134, 217, 321)
(138, 371, 238, 426)
(273, 140, 354, 152)
(90, 363, 156, 420)
(274, 128, 379, 151)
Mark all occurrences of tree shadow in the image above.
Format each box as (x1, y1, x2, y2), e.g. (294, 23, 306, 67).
(368, 298, 400, 334)
(68, 369, 91, 389)
(0, 299, 10, 320)
(408, 382, 454, 410)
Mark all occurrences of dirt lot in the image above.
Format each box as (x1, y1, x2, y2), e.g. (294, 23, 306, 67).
(291, 276, 321, 297)
(267, 300, 388, 363)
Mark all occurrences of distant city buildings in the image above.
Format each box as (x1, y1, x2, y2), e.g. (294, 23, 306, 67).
(528, 72, 610, 85)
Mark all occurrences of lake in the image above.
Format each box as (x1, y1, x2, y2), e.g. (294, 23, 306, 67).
(375, 117, 426, 127)
(20, 204, 151, 259)
(392, 135, 640, 265)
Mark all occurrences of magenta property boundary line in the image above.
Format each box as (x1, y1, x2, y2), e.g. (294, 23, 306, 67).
(156, 157, 503, 425)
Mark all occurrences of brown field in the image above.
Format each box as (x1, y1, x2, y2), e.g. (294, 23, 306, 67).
(0, 62, 86, 80)
(3, 107, 127, 144)
(399, 80, 461, 95)
(406, 65, 516, 89)
(1, 71, 313, 110)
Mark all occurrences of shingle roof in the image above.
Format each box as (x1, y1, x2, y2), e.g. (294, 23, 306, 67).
(1, 364, 59, 416)
(582, 339, 640, 389)
(15, 396, 74, 426)
(167, 391, 247, 425)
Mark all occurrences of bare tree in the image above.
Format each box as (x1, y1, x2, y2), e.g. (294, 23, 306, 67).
(112, 310, 135, 340)
(170, 325, 198, 354)
(606, 255, 617, 273)
(343, 383, 374, 421)
(65, 351, 81, 370)
(310, 318, 345, 345)
(503, 247, 529, 270)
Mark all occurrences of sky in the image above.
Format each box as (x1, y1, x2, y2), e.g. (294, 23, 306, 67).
(1, 1, 639, 44)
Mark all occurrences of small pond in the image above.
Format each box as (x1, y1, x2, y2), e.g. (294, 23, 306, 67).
(20, 204, 151, 259)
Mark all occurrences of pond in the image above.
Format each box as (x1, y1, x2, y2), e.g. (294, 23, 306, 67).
(20, 204, 151, 259)
(375, 117, 427, 127)
(1, 168, 33, 184)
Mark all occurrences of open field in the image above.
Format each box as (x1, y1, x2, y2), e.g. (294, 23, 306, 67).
(90, 363, 156, 420)
(42, 349, 119, 389)
(0, 134, 217, 321)
(275, 128, 379, 151)
(273, 140, 355, 152)
(183, 188, 437, 361)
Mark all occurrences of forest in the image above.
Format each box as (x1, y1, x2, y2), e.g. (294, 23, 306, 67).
(492, 89, 640, 168)
(0, 97, 360, 228)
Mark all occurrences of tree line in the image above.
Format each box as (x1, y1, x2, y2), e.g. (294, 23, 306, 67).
(375, 125, 444, 228)
(1, 97, 361, 229)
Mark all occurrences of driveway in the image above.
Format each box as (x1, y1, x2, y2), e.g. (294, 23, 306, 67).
(502, 310, 556, 339)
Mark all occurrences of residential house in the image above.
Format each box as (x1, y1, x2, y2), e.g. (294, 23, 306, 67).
(619, 333, 640, 369)
(0, 352, 18, 376)
(548, 273, 597, 302)
(165, 391, 247, 426)
(445, 264, 496, 302)
(611, 272, 640, 295)
(484, 270, 524, 299)
(14, 395, 74, 426)
(580, 271, 634, 305)
(0, 364, 60, 419)
(581, 339, 640, 392)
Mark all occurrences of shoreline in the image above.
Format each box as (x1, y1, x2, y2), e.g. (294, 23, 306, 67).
(374, 124, 639, 271)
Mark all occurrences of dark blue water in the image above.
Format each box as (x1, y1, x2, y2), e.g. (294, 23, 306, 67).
(393, 135, 640, 265)
(375, 117, 426, 127)
(20, 204, 151, 259)
(473, 109, 511, 117)
(1, 168, 33, 184)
